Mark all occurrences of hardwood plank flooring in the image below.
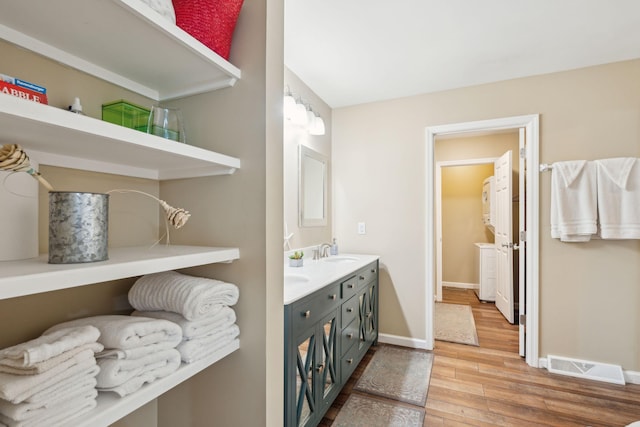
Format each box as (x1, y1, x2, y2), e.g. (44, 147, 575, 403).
(319, 287, 640, 426)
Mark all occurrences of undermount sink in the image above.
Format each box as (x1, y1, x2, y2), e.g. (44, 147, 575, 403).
(284, 274, 310, 285)
(322, 256, 359, 263)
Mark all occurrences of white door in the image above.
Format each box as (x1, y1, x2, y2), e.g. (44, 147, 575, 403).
(494, 150, 514, 324)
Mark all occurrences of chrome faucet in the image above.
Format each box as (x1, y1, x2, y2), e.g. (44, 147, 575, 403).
(319, 243, 332, 258)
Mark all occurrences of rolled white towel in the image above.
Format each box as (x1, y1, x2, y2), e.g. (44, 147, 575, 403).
(45, 315, 182, 350)
(128, 271, 239, 321)
(95, 348, 180, 389)
(132, 306, 236, 340)
(0, 326, 100, 369)
(0, 342, 103, 376)
(0, 388, 97, 427)
(178, 325, 240, 363)
(0, 350, 97, 404)
(0, 378, 96, 421)
(97, 350, 181, 397)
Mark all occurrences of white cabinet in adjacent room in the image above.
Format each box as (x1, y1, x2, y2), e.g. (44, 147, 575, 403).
(474, 243, 496, 302)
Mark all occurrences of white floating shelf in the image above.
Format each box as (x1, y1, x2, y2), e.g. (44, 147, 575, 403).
(0, 0, 241, 101)
(0, 245, 240, 301)
(76, 339, 240, 427)
(0, 94, 241, 180)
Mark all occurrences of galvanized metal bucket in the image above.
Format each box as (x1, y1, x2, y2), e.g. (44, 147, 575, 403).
(48, 191, 109, 264)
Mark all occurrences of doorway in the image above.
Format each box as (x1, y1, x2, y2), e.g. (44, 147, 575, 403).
(425, 115, 540, 368)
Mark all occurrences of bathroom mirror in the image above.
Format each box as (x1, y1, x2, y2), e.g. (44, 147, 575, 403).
(299, 145, 327, 227)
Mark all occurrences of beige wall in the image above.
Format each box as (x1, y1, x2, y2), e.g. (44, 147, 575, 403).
(0, 0, 284, 423)
(333, 59, 640, 370)
(284, 68, 333, 250)
(441, 164, 494, 284)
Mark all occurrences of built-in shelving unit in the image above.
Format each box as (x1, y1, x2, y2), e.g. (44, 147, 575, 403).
(0, 0, 243, 424)
(76, 339, 240, 427)
(0, 0, 241, 101)
(0, 246, 240, 301)
(0, 94, 241, 179)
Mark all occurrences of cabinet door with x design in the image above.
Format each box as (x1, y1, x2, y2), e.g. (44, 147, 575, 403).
(288, 308, 339, 427)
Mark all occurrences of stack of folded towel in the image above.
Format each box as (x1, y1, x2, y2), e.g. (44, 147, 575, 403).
(45, 315, 182, 397)
(0, 326, 103, 427)
(129, 271, 240, 363)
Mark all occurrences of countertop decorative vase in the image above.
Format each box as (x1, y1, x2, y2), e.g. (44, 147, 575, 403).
(48, 191, 109, 264)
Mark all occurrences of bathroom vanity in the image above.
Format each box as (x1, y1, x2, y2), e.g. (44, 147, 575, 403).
(284, 254, 379, 427)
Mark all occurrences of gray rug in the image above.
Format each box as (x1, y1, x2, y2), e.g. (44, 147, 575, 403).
(434, 302, 479, 346)
(354, 345, 433, 406)
(333, 394, 425, 427)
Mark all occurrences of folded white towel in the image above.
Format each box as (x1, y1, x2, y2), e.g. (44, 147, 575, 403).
(178, 325, 240, 363)
(132, 306, 236, 340)
(0, 388, 97, 427)
(596, 157, 640, 239)
(26, 365, 99, 404)
(45, 315, 182, 350)
(0, 350, 96, 404)
(96, 340, 179, 360)
(128, 271, 239, 321)
(97, 350, 181, 397)
(0, 326, 100, 368)
(0, 378, 96, 421)
(0, 342, 103, 376)
(550, 160, 598, 242)
(95, 348, 180, 389)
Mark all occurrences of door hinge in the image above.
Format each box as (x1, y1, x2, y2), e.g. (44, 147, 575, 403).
(519, 314, 526, 325)
(520, 147, 526, 159)
(520, 230, 527, 242)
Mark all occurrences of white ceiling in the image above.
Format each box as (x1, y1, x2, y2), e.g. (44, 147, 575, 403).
(284, 0, 640, 108)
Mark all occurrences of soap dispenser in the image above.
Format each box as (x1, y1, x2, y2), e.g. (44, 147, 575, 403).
(330, 238, 338, 255)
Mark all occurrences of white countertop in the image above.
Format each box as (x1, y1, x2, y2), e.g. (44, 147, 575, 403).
(284, 253, 379, 305)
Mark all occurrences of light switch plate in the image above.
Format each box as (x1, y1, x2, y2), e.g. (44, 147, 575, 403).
(357, 222, 366, 234)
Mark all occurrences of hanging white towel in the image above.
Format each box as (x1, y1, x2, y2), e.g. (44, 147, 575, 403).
(44, 315, 182, 350)
(128, 271, 239, 321)
(0, 326, 100, 368)
(132, 306, 237, 340)
(550, 160, 598, 242)
(596, 158, 640, 239)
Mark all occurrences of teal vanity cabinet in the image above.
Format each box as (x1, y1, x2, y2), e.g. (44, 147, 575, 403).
(284, 260, 379, 427)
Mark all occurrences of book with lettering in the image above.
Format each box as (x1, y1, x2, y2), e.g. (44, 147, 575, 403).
(0, 81, 49, 104)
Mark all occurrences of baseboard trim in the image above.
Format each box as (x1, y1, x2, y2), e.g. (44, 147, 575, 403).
(442, 281, 478, 290)
(539, 357, 640, 385)
(378, 333, 428, 350)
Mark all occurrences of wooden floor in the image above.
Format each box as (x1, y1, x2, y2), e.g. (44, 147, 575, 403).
(320, 287, 640, 427)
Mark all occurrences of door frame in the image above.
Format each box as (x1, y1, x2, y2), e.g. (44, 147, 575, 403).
(425, 114, 540, 368)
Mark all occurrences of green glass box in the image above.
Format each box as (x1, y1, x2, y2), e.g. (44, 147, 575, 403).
(102, 100, 150, 132)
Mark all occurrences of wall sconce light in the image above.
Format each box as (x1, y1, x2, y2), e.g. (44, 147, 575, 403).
(283, 93, 296, 121)
(309, 114, 325, 136)
(284, 88, 325, 135)
(291, 99, 309, 126)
